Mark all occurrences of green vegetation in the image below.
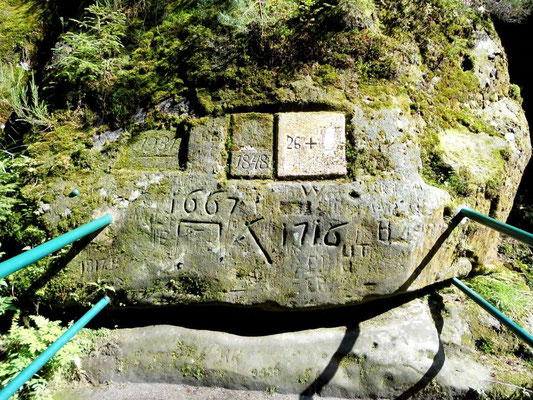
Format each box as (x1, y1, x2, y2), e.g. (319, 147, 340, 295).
(508, 84, 523, 103)
(0, 280, 17, 316)
(498, 240, 533, 292)
(265, 385, 278, 394)
(297, 367, 312, 384)
(0, 0, 42, 63)
(0, 64, 53, 130)
(459, 238, 533, 397)
(466, 267, 532, 323)
(346, 145, 393, 177)
(173, 341, 207, 380)
(218, 0, 298, 33)
(49, 3, 127, 109)
(0, 314, 108, 400)
(0, 148, 45, 259)
(484, 0, 533, 22)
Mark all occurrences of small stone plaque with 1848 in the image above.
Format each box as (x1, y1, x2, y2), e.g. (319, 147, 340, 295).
(229, 113, 274, 178)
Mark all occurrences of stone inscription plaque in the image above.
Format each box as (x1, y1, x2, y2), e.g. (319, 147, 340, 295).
(120, 130, 182, 171)
(277, 112, 346, 178)
(230, 113, 273, 178)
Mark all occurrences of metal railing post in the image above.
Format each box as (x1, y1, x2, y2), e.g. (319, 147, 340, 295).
(453, 208, 533, 348)
(0, 296, 110, 400)
(0, 214, 113, 279)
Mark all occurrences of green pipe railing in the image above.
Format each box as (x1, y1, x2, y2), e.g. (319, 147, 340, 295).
(460, 207, 533, 246)
(451, 278, 533, 348)
(0, 214, 113, 279)
(0, 296, 110, 400)
(454, 207, 533, 348)
(0, 214, 113, 398)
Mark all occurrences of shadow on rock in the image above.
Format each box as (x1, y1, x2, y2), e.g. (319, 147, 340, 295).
(396, 214, 463, 294)
(298, 293, 446, 399)
(299, 326, 360, 399)
(395, 292, 446, 400)
(18, 228, 105, 313)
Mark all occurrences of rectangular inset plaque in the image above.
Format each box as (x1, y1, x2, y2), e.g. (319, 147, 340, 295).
(122, 130, 182, 171)
(277, 112, 346, 178)
(229, 113, 273, 178)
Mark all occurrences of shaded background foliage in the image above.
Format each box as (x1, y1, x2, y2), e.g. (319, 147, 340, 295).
(494, 13, 533, 232)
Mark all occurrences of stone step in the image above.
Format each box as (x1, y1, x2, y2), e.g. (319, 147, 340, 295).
(50, 294, 493, 399)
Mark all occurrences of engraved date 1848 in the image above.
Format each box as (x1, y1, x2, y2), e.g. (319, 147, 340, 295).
(235, 153, 269, 170)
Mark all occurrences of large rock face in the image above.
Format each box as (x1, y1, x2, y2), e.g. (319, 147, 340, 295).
(35, 7, 530, 309)
(45, 100, 528, 308)
(66, 111, 453, 307)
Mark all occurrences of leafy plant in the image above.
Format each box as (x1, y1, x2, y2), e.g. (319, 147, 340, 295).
(50, 2, 127, 108)
(87, 279, 116, 298)
(0, 142, 36, 258)
(0, 153, 22, 226)
(483, 0, 533, 22)
(218, 0, 297, 33)
(0, 63, 53, 130)
(0, 280, 17, 316)
(0, 315, 107, 399)
(266, 385, 277, 394)
(466, 267, 532, 324)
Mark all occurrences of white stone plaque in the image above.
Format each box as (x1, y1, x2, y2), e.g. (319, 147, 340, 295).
(277, 112, 346, 177)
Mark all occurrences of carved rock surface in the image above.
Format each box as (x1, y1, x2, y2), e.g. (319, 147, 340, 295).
(41, 27, 530, 309)
(43, 95, 530, 308)
(277, 112, 346, 177)
(53, 113, 453, 307)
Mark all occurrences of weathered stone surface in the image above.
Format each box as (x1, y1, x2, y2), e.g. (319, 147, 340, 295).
(43, 95, 529, 308)
(92, 129, 124, 149)
(118, 130, 182, 171)
(230, 113, 273, 179)
(66, 156, 453, 307)
(277, 112, 346, 178)
(57, 297, 491, 399)
(157, 97, 190, 117)
(49, 383, 346, 400)
(38, 26, 530, 309)
(439, 129, 508, 184)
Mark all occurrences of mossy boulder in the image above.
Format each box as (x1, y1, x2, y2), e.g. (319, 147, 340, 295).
(10, 0, 530, 310)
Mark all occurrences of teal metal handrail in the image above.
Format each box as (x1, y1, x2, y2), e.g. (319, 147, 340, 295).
(460, 207, 533, 246)
(0, 214, 113, 397)
(451, 278, 533, 347)
(454, 207, 533, 348)
(0, 296, 110, 400)
(0, 214, 113, 279)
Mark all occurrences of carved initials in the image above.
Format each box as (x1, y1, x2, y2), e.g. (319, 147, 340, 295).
(301, 184, 323, 197)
